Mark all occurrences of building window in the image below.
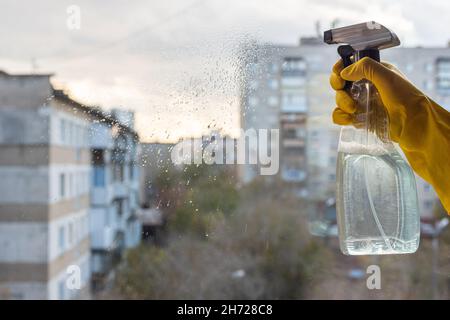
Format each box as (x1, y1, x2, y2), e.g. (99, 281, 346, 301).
(58, 225, 65, 252)
(284, 146, 304, 156)
(92, 149, 105, 165)
(270, 62, 279, 73)
(406, 63, 414, 73)
(283, 128, 297, 139)
(248, 96, 258, 107)
(93, 166, 106, 187)
(268, 79, 279, 90)
(75, 148, 81, 162)
(60, 173, 65, 198)
(60, 119, 66, 143)
(281, 167, 306, 182)
(281, 92, 307, 113)
(84, 127, 90, 146)
(282, 57, 306, 75)
(296, 128, 306, 138)
(129, 164, 134, 180)
(58, 280, 65, 300)
(436, 58, 450, 94)
(249, 80, 258, 90)
(268, 96, 278, 107)
(329, 156, 336, 166)
(283, 127, 305, 139)
(424, 200, 434, 210)
(67, 122, 72, 146)
(68, 173, 72, 197)
(68, 222, 73, 245)
(76, 125, 81, 146)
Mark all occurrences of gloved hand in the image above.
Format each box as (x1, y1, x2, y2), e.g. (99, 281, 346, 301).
(330, 57, 450, 214)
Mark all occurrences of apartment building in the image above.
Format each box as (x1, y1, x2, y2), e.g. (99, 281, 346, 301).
(0, 71, 91, 299)
(50, 92, 142, 291)
(240, 38, 450, 221)
(88, 107, 141, 290)
(0, 69, 142, 298)
(240, 46, 309, 196)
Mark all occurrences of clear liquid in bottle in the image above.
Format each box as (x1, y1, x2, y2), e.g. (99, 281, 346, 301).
(336, 80, 420, 255)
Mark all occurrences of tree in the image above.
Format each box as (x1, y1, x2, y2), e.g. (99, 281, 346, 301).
(113, 177, 331, 299)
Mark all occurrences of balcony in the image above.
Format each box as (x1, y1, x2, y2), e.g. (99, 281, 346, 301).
(113, 182, 128, 199)
(280, 113, 307, 123)
(91, 227, 114, 250)
(281, 77, 306, 88)
(90, 123, 113, 149)
(91, 185, 114, 206)
(281, 58, 306, 79)
(281, 168, 307, 182)
(281, 103, 307, 113)
(283, 139, 305, 148)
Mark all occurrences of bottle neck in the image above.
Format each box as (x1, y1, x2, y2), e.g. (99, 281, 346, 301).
(351, 80, 391, 144)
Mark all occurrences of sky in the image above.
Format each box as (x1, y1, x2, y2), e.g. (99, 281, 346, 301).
(1, 0, 450, 142)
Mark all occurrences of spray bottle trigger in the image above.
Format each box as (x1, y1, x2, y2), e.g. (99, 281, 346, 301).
(337, 45, 354, 90)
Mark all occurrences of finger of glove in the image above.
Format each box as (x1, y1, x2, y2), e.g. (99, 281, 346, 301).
(332, 107, 353, 125)
(332, 59, 344, 74)
(330, 72, 346, 90)
(340, 57, 391, 88)
(381, 61, 407, 78)
(336, 90, 356, 113)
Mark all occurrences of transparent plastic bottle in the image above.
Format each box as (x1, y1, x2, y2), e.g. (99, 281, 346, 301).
(336, 80, 420, 255)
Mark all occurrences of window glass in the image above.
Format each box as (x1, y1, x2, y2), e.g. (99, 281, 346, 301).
(58, 280, 65, 300)
(60, 119, 65, 143)
(268, 79, 279, 90)
(0, 0, 447, 302)
(68, 222, 73, 245)
(59, 173, 65, 198)
(268, 96, 278, 106)
(93, 166, 106, 187)
(436, 58, 450, 94)
(58, 226, 65, 251)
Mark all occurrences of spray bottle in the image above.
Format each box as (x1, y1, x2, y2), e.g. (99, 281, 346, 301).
(324, 22, 420, 255)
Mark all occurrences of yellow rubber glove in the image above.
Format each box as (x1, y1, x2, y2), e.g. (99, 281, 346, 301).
(330, 57, 450, 215)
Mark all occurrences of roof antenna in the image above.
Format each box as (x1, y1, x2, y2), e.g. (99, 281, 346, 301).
(315, 20, 321, 38)
(331, 18, 340, 29)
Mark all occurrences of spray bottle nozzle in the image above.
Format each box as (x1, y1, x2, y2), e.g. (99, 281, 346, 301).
(324, 21, 400, 89)
(323, 21, 400, 51)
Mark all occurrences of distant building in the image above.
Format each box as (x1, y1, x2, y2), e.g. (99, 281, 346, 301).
(83, 105, 141, 291)
(139, 131, 238, 208)
(240, 38, 449, 220)
(0, 71, 142, 299)
(53, 96, 142, 291)
(0, 72, 91, 299)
